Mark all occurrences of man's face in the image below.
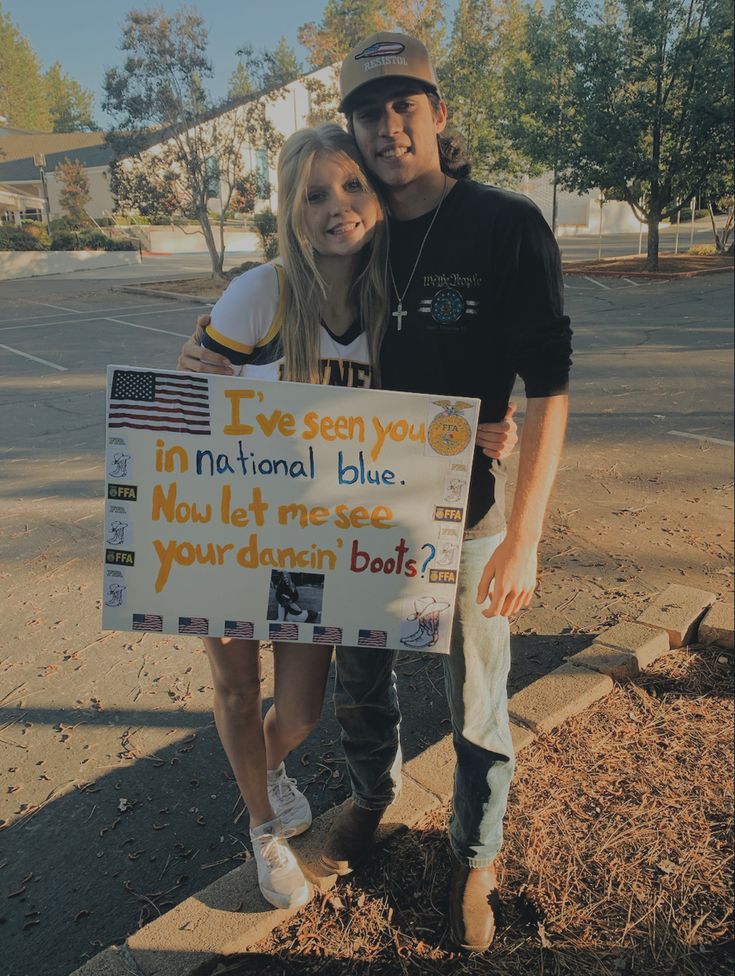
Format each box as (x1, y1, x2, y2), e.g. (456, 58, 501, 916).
(349, 80, 448, 191)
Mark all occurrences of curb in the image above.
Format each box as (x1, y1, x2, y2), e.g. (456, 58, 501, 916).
(69, 587, 733, 976)
(111, 284, 216, 305)
(564, 264, 732, 279)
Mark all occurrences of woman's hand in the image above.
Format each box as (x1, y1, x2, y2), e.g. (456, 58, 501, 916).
(176, 314, 235, 374)
(475, 403, 518, 460)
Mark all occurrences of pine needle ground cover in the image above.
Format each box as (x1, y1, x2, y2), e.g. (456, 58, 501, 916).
(217, 646, 733, 976)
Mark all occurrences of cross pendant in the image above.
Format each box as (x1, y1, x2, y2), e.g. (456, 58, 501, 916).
(392, 302, 407, 331)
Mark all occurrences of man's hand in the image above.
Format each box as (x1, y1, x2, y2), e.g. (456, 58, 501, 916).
(476, 536, 538, 617)
(475, 395, 568, 618)
(176, 314, 235, 374)
(475, 403, 518, 460)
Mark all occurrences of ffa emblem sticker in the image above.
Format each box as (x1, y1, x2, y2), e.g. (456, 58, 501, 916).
(427, 400, 474, 456)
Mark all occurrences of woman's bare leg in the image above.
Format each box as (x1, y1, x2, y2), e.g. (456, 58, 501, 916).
(202, 636, 274, 827)
(264, 642, 333, 770)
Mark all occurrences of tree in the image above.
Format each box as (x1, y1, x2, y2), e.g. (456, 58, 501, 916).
(0, 2, 50, 130)
(559, 0, 734, 269)
(104, 8, 280, 277)
(503, 0, 582, 225)
(236, 36, 302, 90)
(304, 77, 342, 127)
(227, 62, 253, 100)
(55, 158, 92, 225)
(298, 0, 446, 69)
(383, 0, 446, 50)
(441, 0, 530, 186)
(298, 0, 386, 68)
(44, 63, 97, 132)
(230, 172, 260, 214)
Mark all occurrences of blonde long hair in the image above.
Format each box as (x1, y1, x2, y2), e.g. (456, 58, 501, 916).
(276, 124, 388, 384)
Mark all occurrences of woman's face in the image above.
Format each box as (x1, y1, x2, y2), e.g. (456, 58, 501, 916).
(301, 153, 381, 258)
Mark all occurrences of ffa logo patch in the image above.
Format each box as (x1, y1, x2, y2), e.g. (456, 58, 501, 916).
(431, 287, 465, 324)
(427, 400, 474, 456)
(355, 41, 406, 60)
(419, 287, 478, 326)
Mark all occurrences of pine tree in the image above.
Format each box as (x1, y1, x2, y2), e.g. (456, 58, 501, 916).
(44, 62, 97, 132)
(0, 2, 51, 130)
(236, 35, 302, 90)
(227, 62, 253, 100)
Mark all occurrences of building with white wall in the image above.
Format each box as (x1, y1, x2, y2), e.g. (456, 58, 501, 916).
(0, 67, 338, 226)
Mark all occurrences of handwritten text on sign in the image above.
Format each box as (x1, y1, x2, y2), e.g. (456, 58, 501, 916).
(102, 367, 479, 654)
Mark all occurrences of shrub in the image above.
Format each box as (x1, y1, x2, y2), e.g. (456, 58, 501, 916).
(50, 229, 139, 251)
(49, 216, 87, 234)
(688, 244, 717, 256)
(225, 259, 262, 280)
(107, 238, 138, 251)
(21, 221, 51, 248)
(0, 226, 46, 250)
(253, 209, 279, 260)
(51, 230, 106, 250)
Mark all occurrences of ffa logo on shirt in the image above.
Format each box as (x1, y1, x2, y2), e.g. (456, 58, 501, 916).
(419, 287, 478, 329)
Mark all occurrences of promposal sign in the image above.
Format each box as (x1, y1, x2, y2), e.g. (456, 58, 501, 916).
(102, 367, 479, 655)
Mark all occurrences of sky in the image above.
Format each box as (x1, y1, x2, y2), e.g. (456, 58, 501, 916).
(4, 0, 459, 127)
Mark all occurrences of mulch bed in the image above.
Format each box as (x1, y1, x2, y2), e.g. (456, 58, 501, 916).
(564, 254, 733, 277)
(132, 260, 262, 300)
(215, 645, 734, 976)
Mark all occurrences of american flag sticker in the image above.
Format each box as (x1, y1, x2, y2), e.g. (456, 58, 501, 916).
(178, 616, 209, 635)
(312, 625, 343, 644)
(224, 620, 255, 639)
(132, 613, 163, 632)
(109, 370, 211, 435)
(358, 629, 388, 648)
(269, 622, 299, 641)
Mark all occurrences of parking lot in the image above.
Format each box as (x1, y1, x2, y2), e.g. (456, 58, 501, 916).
(1, 260, 732, 976)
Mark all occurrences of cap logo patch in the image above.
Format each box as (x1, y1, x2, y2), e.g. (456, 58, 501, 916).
(355, 41, 406, 60)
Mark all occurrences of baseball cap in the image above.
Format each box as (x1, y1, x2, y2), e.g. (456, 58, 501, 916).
(339, 32, 440, 114)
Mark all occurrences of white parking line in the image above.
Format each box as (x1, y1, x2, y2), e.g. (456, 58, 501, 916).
(0, 300, 203, 327)
(583, 276, 611, 290)
(0, 305, 206, 332)
(669, 430, 734, 447)
(104, 317, 191, 338)
(622, 277, 640, 286)
(21, 299, 82, 313)
(0, 343, 68, 371)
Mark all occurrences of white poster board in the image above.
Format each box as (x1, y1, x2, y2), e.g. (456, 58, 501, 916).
(102, 367, 479, 655)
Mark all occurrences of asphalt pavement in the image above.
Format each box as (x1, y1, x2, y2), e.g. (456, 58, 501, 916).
(0, 257, 732, 976)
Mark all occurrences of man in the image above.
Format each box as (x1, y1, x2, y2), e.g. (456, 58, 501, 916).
(178, 32, 571, 953)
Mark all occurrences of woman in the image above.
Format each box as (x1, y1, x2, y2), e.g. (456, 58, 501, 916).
(180, 124, 518, 913)
(195, 124, 387, 912)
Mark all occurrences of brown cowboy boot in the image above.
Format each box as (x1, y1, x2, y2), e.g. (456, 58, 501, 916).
(320, 799, 385, 875)
(448, 857, 499, 952)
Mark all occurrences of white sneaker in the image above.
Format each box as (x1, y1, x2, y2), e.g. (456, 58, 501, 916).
(250, 818, 309, 910)
(267, 763, 312, 835)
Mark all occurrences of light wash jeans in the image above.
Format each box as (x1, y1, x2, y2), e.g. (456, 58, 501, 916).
(335, 531, 515, 868)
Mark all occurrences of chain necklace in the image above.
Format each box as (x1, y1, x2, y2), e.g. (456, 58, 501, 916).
(389, 174, 448, 332)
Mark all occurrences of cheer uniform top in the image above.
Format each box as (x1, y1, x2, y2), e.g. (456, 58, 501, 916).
(201, 261, 372, 388)
(381, 179, 573, 538)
